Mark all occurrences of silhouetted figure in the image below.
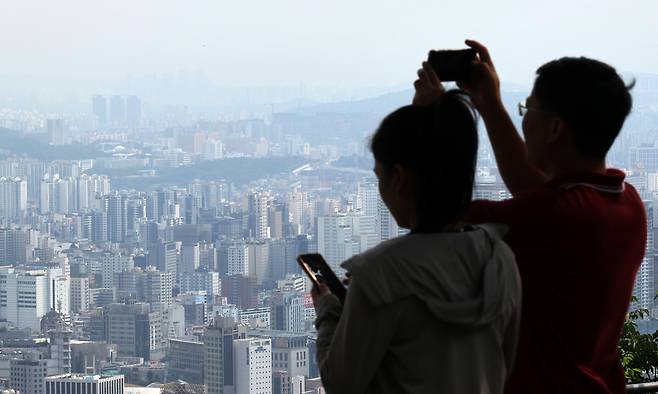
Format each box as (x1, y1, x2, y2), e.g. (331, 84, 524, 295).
(312, 91, 521, 394)
(415, 40, 644, 393)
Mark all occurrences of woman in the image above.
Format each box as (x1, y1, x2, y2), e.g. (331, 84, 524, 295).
(312, 90, 521, 394)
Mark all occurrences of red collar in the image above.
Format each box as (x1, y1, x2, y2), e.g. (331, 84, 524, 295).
(547, 169, 626, 194)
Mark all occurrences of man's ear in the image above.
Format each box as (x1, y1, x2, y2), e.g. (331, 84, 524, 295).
(547, 117, 567, 144)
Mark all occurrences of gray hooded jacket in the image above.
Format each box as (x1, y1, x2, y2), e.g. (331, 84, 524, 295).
(314, 224, 521, 394)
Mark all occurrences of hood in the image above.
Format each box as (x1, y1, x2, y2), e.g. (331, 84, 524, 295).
(341, 223, 519, 328)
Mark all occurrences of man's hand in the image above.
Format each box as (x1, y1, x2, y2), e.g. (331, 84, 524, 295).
(458, 39, 503, 115)
(412, 61, 445, 106)
(311, 282, 331, 307)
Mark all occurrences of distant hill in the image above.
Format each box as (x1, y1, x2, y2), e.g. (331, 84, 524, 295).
(0, 128, 105, 161)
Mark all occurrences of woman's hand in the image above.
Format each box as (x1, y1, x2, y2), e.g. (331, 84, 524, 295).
(412, 61, 445, 106)
(311, 281, 331, 307)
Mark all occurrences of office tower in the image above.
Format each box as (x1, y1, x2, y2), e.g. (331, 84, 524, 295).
(109, 95, 125, 126)
(227, 243, 249, 276)
(92, 95, 108, 127)
(70, 277, 90, 314)
(222, 275, 258, 310)
(89, 288, 116, 308)
(179, 270, 221, 297)
(181, 243, 201, 273)
(41, 310, 72, 374)
(102, 302, 163, 360)
(10, 353, 50, 394)
(183, 194, 201, 224)
(233, 338, 272, 394)
(168, 338, 204, 384)
(47, 266, 71, 319)
(629, 144, 658, 173)
(0, 227, 29, 265)
(100, 252, 134, 288)
(126, 95, 141, 127)
(146, 191, 161, 222)
(268, 202, 286, 240)
(70, 341, 116, 374)
(115, 267, 173, 312)
(248, 241, 270, 285)
(45, 374, 124, 394)
(248, 192, 270, 240)
(268, 333, 310, 379)
(0, 177, 27, 224)
(205, 316, 236, 394)
(48, 118, 66, 145)
(138, 221, 159, 248)
(103, 194, 128, 243)
(151, 241, 177, 277)
(0, 267, 49, 331)
(270, 292, 305, 333)
(180, 291, 208, 326)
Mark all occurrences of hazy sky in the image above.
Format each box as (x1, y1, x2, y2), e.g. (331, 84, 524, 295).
(1, 0, 657, 88)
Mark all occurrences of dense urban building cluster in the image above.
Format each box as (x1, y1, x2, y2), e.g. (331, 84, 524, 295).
(0, 84, 656, 394)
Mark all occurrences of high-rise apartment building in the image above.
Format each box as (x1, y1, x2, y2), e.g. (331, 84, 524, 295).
(103, 193, 128, 243)
(70, 277, 90, 314)
(0, 177, 27, 224)
(126, 95, 141, 127)
(248, 192, 270, 240)
(633, 201, 655, 313)
(109, 95, 125, 126)
(47, 118, 66, 145)
(227, 243, 249, 276)
(92, 95, 108, 127)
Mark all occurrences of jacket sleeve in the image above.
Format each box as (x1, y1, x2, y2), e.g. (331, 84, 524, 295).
(314, 276, 399, 394)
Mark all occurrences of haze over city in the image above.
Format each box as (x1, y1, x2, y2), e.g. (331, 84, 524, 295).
(1, 1, 658, 394)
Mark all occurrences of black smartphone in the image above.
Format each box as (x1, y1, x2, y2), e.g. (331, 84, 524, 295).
(297, 253, 347, 304)
(427, 49, 476, 82)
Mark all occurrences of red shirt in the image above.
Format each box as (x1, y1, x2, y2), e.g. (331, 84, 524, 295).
(469, 169, 646, 393)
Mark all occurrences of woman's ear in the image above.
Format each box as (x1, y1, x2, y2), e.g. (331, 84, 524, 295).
(391, 164, 408, 194)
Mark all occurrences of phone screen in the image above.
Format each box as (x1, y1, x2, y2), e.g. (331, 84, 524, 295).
(297, 253, 347, 304)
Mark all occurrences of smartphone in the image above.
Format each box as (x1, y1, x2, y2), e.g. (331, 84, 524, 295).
(427, 49, 476, 82)
(297, 253, 347, 304)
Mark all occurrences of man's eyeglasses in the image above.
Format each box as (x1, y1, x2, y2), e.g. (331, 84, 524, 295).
(518, 99, 551, 117)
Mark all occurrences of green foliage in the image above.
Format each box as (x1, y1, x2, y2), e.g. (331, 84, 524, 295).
(619, 296, 658, 383)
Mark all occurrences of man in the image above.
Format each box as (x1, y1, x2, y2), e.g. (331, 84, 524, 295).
(414, 40, 646, 392)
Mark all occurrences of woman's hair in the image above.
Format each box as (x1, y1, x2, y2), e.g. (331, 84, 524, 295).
(370, 90, 478, 233)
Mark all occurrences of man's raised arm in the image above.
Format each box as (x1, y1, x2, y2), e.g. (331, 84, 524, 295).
(413, 40, 548, 195)
(461, 40, 547, 195)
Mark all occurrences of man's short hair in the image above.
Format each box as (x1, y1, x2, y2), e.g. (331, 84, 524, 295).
(533, 57, 633, 159)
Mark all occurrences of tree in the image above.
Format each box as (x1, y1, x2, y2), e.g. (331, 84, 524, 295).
(619, 297, 658, 383)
